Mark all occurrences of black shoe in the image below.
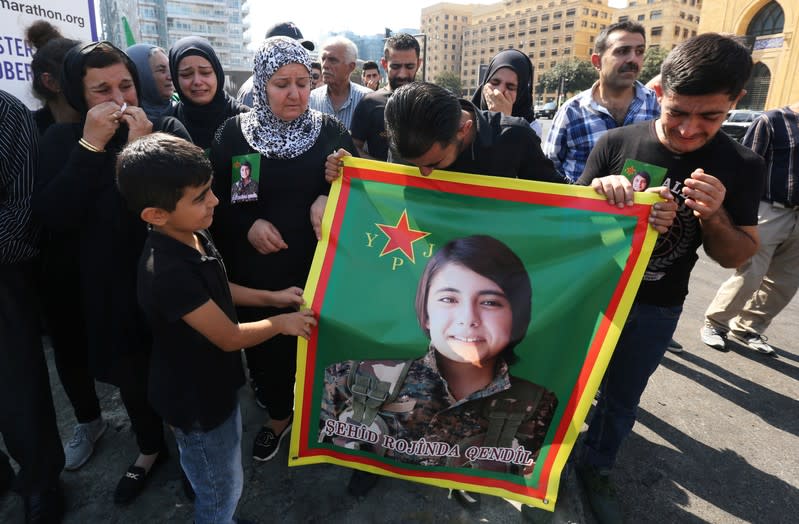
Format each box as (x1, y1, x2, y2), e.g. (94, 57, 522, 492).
(252, 419, 292, 462)
(113, 449, 169, 505)
(347, 470, 379, 497)
(24, 483, 64, 524)
(179, 465, 195, 501)
(449, 489, 481, 510)
(0, 458, 14, 497)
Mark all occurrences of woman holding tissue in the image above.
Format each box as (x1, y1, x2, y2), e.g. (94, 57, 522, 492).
(33, 41, 191, 505)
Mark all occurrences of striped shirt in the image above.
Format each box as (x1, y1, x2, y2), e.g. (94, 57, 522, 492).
(0, 90, 39, 264)
(742, 107, 799, 207)
(543, 81, 660, 182)
(309, 81, 372, 131)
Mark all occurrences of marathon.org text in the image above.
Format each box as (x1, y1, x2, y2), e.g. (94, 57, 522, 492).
(1, 1, 86, 29)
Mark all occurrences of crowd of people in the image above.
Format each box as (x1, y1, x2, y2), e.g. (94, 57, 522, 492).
(1, 15, 796, 524)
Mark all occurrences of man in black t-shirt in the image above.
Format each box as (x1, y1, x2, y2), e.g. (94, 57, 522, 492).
(350, 33, 421, 161)
(575, 34, 765, 524)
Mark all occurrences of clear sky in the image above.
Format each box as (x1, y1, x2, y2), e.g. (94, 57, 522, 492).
(248, 0, 628, 49)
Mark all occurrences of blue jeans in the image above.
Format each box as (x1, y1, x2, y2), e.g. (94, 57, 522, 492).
(173, 404, 243, 524)
(580, 302, 682, 470)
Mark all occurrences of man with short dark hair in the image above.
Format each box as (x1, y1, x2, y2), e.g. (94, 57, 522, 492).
(575, 33, 764, 523)
(361, 60, 380, 90)
(309, 36, 372, 130)
(350, 33, 422, 160)
(701, 100, 799, 355)
(544, 21, 660, 182)
(237, 22, 314, 107)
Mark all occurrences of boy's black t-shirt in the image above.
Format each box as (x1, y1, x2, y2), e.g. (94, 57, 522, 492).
(578, 120, 764, 307)
(138, 229, 244, 431)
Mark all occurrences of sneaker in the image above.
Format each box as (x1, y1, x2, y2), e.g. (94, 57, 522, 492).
(64, 418, 108, 471)
(253, 419, 292, 462)
(729, 332, 777, 356)
(576, 465, 623, 524)
(666, 338, 684, 354)
(347, 470, 379, 497)
(700, 323, 727, 351)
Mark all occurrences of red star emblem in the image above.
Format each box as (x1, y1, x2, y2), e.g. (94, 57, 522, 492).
(376, 210, 430, 263)
(625, 166, 637, 176)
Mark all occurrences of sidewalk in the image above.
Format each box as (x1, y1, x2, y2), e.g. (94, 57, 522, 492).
(2, 253, 797, 523)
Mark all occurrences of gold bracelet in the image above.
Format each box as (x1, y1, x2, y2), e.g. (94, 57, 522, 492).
(78, 138, 105, 153)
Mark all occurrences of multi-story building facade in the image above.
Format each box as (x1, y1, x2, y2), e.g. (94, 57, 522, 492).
(422, 0, 703, 98)
(616, 0, 702, 52)
(699, 0, 797, 110)
(100, 0, 250, 75)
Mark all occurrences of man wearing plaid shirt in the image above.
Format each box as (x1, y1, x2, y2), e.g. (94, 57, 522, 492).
(543, 21, 660, 182)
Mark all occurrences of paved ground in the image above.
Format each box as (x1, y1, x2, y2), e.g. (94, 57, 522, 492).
(2, 251, 796, 524)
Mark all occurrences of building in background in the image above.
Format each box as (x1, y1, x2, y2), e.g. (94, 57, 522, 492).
(422, 0, 703, 98)
(699, 0, 796, 110)
(100, 0, 251, 90)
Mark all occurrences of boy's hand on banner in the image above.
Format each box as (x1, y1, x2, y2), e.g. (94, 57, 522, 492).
(325, 148, 352, 183)
(271, 286, 305, 309)
(248, 219, 287, 254)
(276, 309, 317, 340)
(311, 195, 328, 240)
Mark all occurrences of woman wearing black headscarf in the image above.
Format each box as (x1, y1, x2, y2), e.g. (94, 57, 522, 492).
(471, 49, 542, 136)
(210, 36, 356, 463)
(167, 36, 248, 149)
(126, 43, 175, 121)
(33, 41, 191, 505)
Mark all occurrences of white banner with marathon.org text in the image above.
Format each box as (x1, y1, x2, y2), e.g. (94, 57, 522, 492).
(0, 0, 98, 108)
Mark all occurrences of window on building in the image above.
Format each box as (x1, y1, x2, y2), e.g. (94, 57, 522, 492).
(746, 1, 785, 37)
(651, 26, 663, 36)
(553, 23, 561, 30)
(683, 28, 689, 38)
(619, 15, 628, 22)
(445, 23, 449, 29)
(554, 11, 562, 18)
(591, 9, 598, 16)
(445, 14, 449, 19)
(553, 36, 560, 44)
(565, 20, 574, 28)
(590, 22, 596, 29)
(550, 61, 556, 67)
(542, 14, 550, 21)
(539, 50, 546, 57)
(650, 10, 662, 20)
(581, 21, 588, 27)
(565, 35, 572, 42)
(539, 62, 545, 70)
(674, 26, 681, 36)
(564, 47, 571, 55)
(637, 14, 645, 21)
(686, 14, 693, 21)
(551, 48, 558, 55)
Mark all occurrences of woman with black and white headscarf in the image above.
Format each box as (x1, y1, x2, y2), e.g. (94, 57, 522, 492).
(209, 36, 356, 462)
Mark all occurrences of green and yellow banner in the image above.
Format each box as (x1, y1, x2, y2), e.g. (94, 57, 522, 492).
(289, 157, 660, 510)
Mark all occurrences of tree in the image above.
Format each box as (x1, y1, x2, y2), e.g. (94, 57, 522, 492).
(640, 46, 669, 85)
(537, 58, 597, 96)
(434, 71, 463, 95)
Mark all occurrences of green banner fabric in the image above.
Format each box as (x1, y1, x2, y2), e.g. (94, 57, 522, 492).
(289, 158, 659, 510)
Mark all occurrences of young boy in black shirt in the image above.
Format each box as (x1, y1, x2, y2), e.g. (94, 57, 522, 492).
(116, 133, 316, 524)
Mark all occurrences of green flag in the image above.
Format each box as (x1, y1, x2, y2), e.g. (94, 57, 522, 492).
(290, 158, 659, 510)
(121, 16, 136, 47)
